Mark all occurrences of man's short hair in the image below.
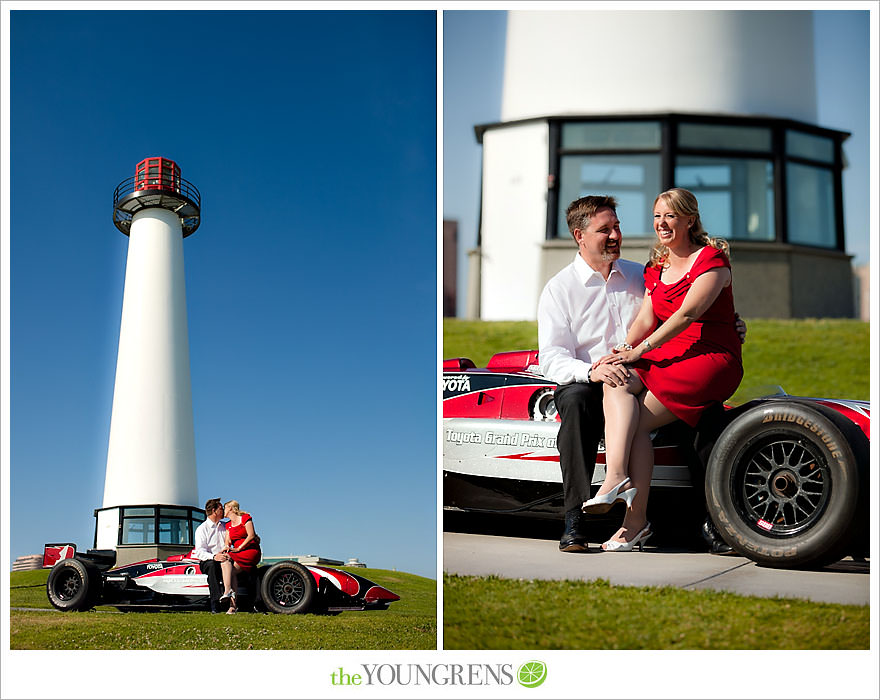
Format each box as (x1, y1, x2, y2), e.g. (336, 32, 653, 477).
(204, 498, 222, 513)
(565, 195, 618, 240)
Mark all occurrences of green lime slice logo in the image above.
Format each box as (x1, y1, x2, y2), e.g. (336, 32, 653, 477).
(517, 660, 547, 688)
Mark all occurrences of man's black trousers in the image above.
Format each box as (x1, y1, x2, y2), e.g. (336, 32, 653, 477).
(199, 558, 223, 607)
(554, 381, 605, 513)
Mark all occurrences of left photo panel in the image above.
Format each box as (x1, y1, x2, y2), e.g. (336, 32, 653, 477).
(7, 8, 437, 654)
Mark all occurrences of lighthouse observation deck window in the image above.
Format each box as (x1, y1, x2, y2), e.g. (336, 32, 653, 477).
(547, 116, 845, 250)
(121, 507, 156, 545)
(784, 130, 838, 249)
(786, 130, 835, 163)
(562, 121, 661, 150)
(675, 156, 775, 241)
(678, 123, 772, 152)
(558, 155, 661, 237)
(160, 508, 192, 545)
(557, 121, 662, 237)
(786, 163, 836, 248)
(118, 505, 205, 546)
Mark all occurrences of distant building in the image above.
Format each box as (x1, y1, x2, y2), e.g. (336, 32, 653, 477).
(471, 11, 858, 320)
(12, 554, 43, 572)
(443, 220, 458, 317)
(260, 554, 353, 567)
(854, 265, 870, 321)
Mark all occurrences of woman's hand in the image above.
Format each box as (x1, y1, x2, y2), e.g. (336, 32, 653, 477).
(595, 345, 644, 367)
(613, 346, 645, 364)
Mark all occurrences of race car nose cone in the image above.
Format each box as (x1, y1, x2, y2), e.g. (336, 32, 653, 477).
(364, 585, 400, 603)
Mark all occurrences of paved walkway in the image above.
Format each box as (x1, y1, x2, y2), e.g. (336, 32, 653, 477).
(444, 532, 870, 606)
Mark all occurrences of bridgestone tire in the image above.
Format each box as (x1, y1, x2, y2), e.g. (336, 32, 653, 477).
(46, 558, 100, 611)
(705, 401, 863, 569)
(259, 562, 317, 614)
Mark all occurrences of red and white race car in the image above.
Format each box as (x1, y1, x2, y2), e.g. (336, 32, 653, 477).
(43, 543, 400, 614)
(444, 350, 870, 568)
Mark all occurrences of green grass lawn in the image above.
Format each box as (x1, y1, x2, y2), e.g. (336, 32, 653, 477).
(10, 567, 436, 650)
(444, 575, 868, 650)
(443, 318, 869, 402)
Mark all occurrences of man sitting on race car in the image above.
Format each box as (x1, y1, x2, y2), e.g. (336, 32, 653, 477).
(194, 498, 229, 613)
(539, 195, 745, 554)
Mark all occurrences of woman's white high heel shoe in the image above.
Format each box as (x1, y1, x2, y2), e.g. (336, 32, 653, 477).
(581, 478, 637, 514)
(602, 522, 652, 552)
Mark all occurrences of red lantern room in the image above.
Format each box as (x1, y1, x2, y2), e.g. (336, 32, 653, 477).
(134, 157, 181, 193)
(113, 157, 201, 237)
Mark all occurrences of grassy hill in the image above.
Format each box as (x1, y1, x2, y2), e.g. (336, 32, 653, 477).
(444, 318, 869, 402)
(10, 566, 436, 650)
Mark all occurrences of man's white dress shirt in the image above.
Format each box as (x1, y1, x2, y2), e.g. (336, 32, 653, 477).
(193, 517, 228, 561)
(538, 254, 646, 385)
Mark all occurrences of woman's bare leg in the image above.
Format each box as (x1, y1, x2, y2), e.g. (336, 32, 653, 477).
(594, 373, 644, 496)
(603, 390, 677, 547)
(230, 563, 240, 592)
(221, 559, 234, 595)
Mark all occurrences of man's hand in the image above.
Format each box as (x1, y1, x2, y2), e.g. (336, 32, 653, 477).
(735, 313, 747, 344)
(213, 552, 228, 562)
(589, 361, 630, 387)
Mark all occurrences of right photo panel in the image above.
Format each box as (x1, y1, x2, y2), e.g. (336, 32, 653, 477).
(441, 6, 871, 680)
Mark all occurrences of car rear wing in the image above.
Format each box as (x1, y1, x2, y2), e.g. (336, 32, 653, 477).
(43, 542, 116, 570)
(43, 543, 77, 568)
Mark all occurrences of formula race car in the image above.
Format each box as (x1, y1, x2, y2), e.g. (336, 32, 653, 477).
(443, 350, 870, 569)
(43, 543, 400, 614)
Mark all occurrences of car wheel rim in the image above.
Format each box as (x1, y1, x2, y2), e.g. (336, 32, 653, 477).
(270, 572, 305, 607)
(734, 436, 830, 537)
(55, 571, 81, 600)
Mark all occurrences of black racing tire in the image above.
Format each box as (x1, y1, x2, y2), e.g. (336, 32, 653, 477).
(46, 558, 101, 611)
(259, 562, 317, 614)
(706, 401, 864, 569)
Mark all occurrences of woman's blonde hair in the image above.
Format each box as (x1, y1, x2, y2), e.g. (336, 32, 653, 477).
(224, 500, 242, 516)
(649, 188, 729, 268)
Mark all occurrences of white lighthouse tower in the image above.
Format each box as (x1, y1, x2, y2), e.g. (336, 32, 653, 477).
(95, 158, 205, 566)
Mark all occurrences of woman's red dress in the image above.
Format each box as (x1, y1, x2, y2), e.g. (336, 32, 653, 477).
(227, 513, 261, 570)
(634, 245, 743, 427)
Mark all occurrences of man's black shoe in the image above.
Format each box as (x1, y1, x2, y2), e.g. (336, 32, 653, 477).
(701, 515, 735, 555)
(559, 508, 590, 552)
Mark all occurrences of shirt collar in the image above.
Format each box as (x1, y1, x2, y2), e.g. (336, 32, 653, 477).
(573, 253, 621, 285)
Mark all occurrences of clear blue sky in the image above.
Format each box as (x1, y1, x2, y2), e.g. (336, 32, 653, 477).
(7, 10, 437, 579)
(443, 10, 872, 317)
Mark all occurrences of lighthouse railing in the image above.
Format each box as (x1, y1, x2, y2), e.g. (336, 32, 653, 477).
(113, 175, 201, 210)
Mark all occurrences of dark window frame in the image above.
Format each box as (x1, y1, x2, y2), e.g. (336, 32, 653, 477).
(94, 504, 207, 548)
(519, 113, 849, 250)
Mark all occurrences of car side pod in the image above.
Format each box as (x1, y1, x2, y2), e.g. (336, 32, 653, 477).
(364, 585, 401, 604)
